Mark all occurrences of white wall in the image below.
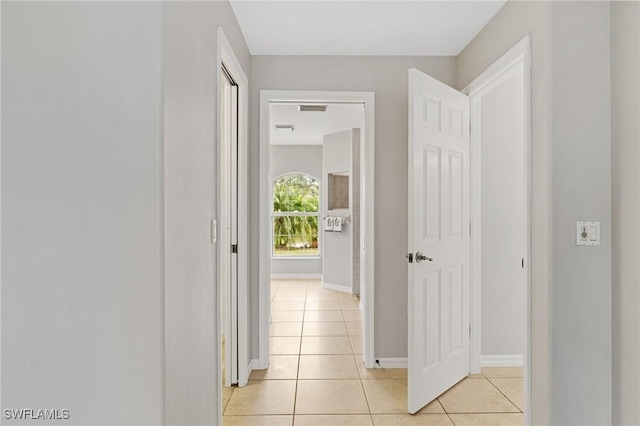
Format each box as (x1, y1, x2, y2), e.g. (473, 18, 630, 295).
(611, 3, 640, 424)
(270, 145, 322, 276)
(478, 65, 526, 359)
(250, 56, 457, 359)
(550, 4, 611, 424)
(458, 1, 612, 424)
(2, 3, 164, 424)
(322, 130, 354, 290)
(163, 2, 250, 425)
(2, 1, 251, 425)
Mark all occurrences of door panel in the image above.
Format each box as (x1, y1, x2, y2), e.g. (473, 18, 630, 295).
(408, 68, 470, 414)
(221, 65, 239, 386)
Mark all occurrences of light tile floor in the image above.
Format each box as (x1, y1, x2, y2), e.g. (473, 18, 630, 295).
(223, 279, 524, 426)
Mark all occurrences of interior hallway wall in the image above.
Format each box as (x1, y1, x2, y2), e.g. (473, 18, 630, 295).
(550, 3, 611, 424)
(2, 3, 164, 424)
(250, 56, 456, 359)
(2, 1, 252, 425)
(457, 1, 612, 424)
(322, 130, 355, 291)
(163, 2, 250, 425)
(611, 2, 640, 425)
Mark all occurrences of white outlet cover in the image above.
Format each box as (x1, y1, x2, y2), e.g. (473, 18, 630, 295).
(576, 221, 600, 246)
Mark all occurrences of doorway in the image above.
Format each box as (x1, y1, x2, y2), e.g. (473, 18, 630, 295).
(257, 91, 376, 370)
(406, 37, 530, 420)
(220, 62, 238, 388)
(217, 27, 249, 422)
(465, 36, 531, 422)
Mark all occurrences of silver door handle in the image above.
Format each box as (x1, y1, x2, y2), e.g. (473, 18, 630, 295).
(415, 252, 433, 263)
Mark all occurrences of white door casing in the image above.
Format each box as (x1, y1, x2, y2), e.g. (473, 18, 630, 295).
(408, 68, 470, 414)
(258, 91, 375, 370)
(219, 66, 237, 387)
(463, 36, 531, 421)
(217, 29, 250, 424)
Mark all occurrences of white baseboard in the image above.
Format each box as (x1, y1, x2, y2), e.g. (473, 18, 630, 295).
(240, 360, 252, 386)
(373, 358, 408, 369)
(322, 281, 352, 294)
(271, 273, 322, 280)
(481, 354, 523, 367)
(251, 358, 269, 371)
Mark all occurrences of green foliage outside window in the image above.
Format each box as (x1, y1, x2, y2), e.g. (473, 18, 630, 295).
(273, 174, 319, 256)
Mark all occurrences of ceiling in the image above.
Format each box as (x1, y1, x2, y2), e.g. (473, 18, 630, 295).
(230, 1, 507, 56)
(270, 103, 364, 145)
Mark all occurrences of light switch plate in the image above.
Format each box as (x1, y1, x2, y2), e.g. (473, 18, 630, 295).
(576, 221, 600, 246)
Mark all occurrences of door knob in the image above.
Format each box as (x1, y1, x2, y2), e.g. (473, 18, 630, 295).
(415, 252, 433, 263)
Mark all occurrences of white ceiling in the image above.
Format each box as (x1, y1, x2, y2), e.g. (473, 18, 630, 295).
(230, 1, 506, 56)
(270, 103, 364, 145)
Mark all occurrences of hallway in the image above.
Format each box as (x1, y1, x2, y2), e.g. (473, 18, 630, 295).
(222, 279, 524, 425)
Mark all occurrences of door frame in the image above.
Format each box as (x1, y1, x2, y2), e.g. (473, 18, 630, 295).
(258, 90, 376, 369)
(216, 26, 249, 403)
(462, 36, 531, 422)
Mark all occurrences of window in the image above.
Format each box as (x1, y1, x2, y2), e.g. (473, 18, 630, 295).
(272, 173, 319, 256)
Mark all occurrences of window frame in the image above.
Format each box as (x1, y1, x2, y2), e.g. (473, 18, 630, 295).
(271, 173, 321, 259)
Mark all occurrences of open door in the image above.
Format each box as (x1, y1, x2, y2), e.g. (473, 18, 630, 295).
(407, 68, 470, 413)
(220, 64, 239, 386)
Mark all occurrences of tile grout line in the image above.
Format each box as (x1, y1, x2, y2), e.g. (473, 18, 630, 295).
(444, 410, 457, 425)
(352, 348, 375, 425)
(348, 300, 375, 424)
(485, 376, 523, 414)
(270, 282, 370, 422)
(291, 279, 310, 423)
(252, 283, 522, 423)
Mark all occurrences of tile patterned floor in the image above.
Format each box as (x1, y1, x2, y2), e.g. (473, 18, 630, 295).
(223, 279, 524, 426)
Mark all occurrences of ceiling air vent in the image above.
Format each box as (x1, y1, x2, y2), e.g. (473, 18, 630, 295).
(298, 105, 328, 112)
(275, 124, 294, 132)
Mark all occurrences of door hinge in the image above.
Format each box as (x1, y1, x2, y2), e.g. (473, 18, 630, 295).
(522, 258, 525, 269)
(232, 244, 238, 254)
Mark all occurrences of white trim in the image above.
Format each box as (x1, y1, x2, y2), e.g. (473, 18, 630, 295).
(271, 256, 321, 261)
(321, 281, 351, 294)
(271, 170, 322, 182)
(260, 90, 376, 369)
(375, 358, 408, 369)
(270, 273, 323, 280)
(240, 360, 253, 385)
(462, 36, 530, 96)
(272, 212, 319, 217)
(463, 35, 531, 424)
(216, 26, 250, 408)
(481, 355, 524, 367)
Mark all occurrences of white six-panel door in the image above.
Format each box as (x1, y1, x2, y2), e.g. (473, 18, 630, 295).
(408, 68, 471, 414)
